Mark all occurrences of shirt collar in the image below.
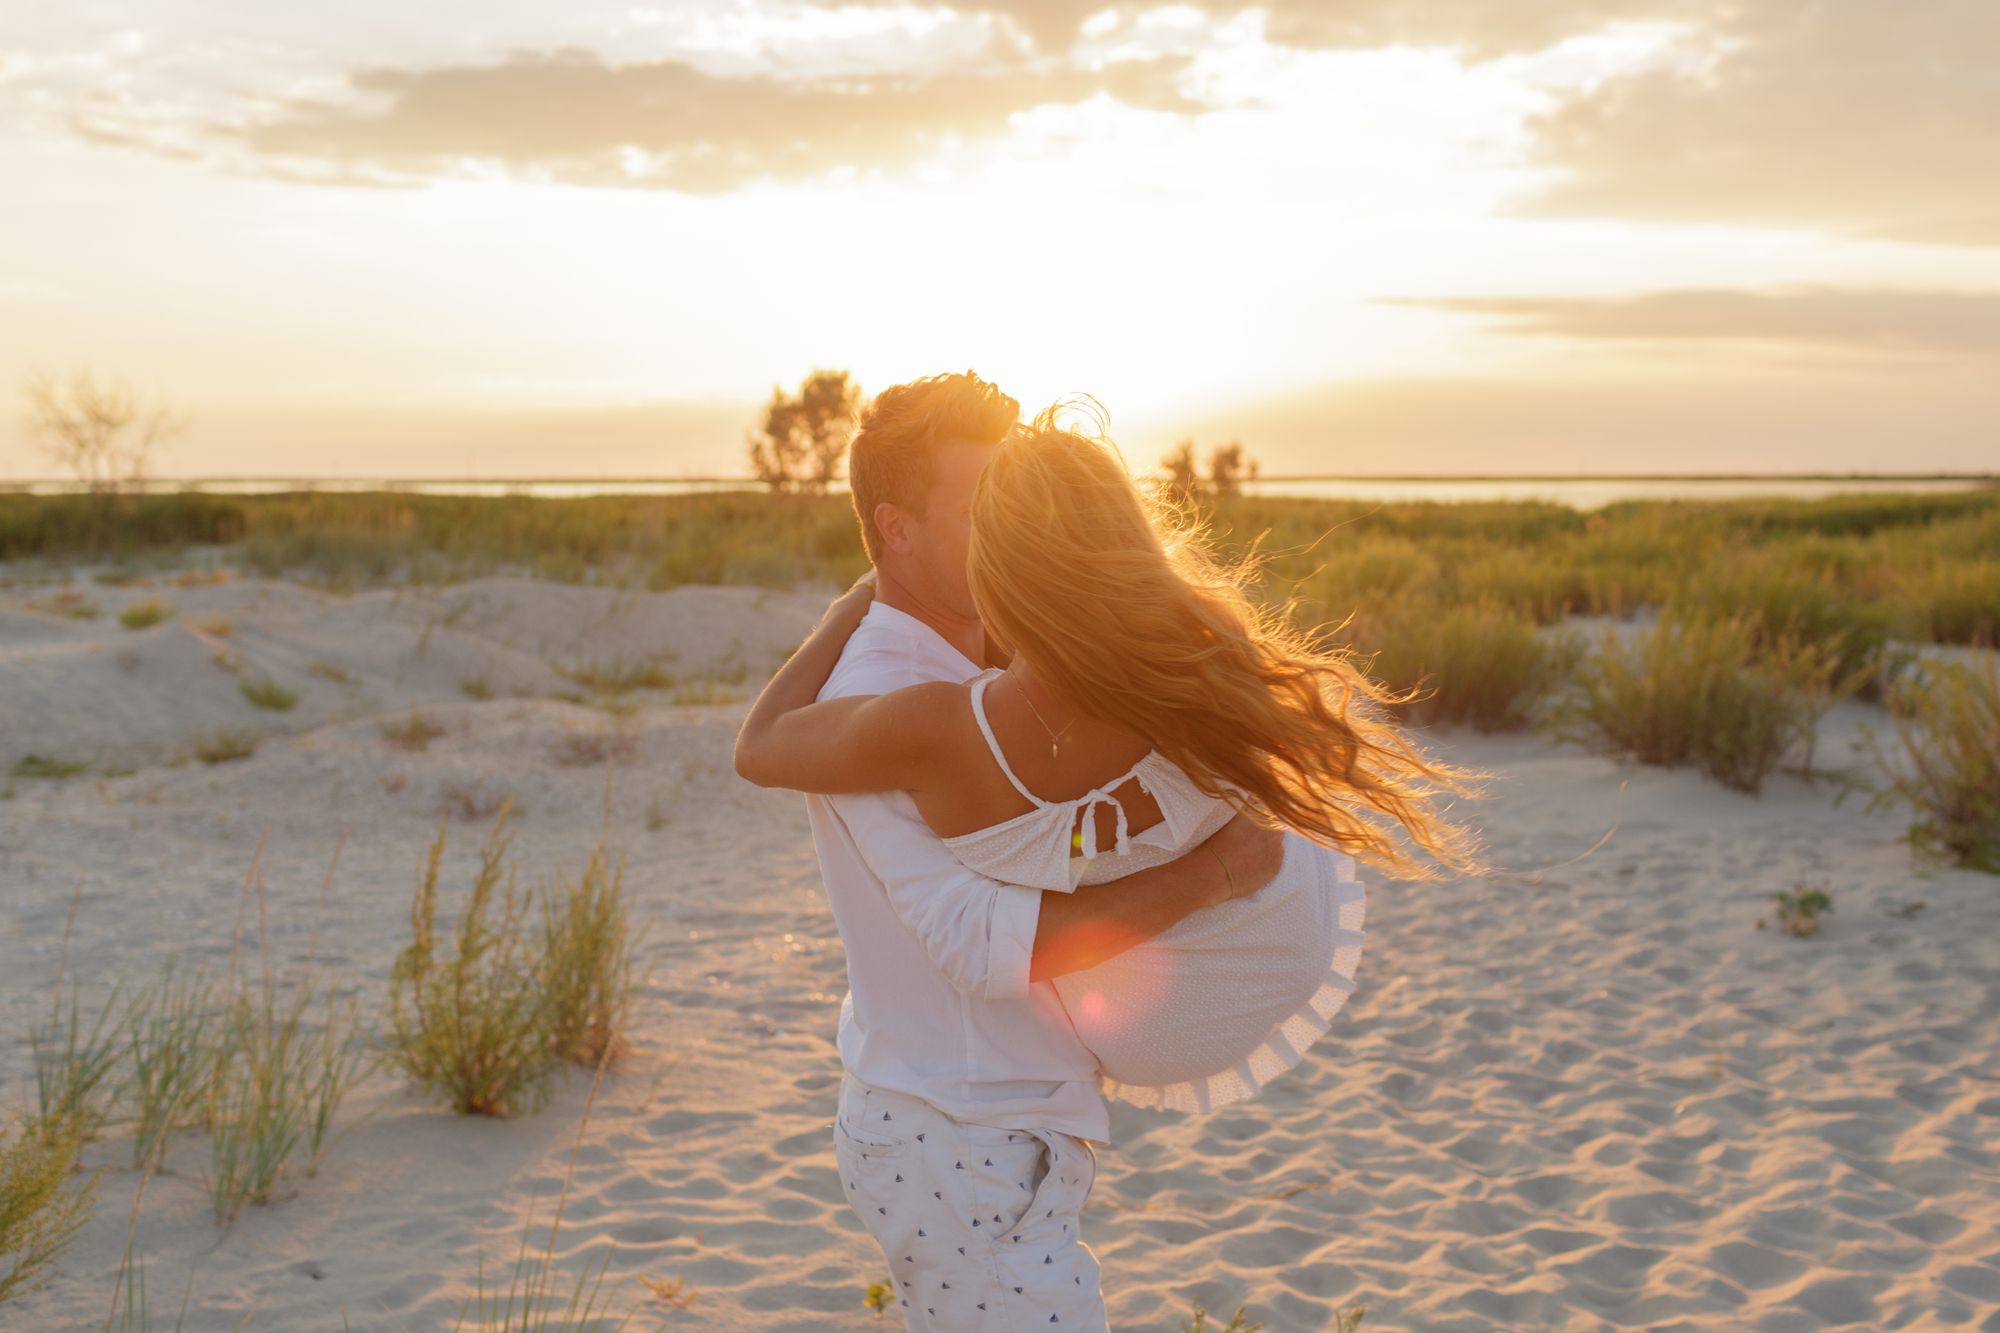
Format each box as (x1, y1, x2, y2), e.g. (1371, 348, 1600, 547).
(862, 600, 983, 675)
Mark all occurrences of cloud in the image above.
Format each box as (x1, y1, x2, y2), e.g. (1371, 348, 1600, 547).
(220, 46, 1203, 191)
(854, 0, 1714, 57)
(1522, 1, 2000, 245)
(1388, 287, 2000, 358)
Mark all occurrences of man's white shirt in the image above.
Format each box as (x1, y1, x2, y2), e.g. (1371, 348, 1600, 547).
(807, 601, 1109, 1142)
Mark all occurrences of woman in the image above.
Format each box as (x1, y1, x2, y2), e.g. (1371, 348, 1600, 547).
(736, 406, 1489, 1111)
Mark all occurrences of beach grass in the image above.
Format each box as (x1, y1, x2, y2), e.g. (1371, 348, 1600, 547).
(557, 656, 675, 695)
(239, 676, 298, 711)
(381, 708, 447, 752)
(31, 986, 128, 1143)
(0, 1117, 98, 1308)
(1339, 598, 1572, 732)
(11, 755, 88, 780)
(117, 599, 172, 630)
(4, 487, 1994, 660)
(387, 802, 561, 1118)
(38, 896, 154, 1161)
(187, 727, 260, 765)
(127, 963, 220, 1168)
(1556, 608, 1859, 794)
(1865, 652, 2000, 872)
(540, 843, 643, 1070)
(1180, 1298, 1265, 1332)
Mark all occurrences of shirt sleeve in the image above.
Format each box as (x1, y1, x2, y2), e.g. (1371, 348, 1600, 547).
(826, 789, 1043, 1001)
(817, 624, 1040, 1000)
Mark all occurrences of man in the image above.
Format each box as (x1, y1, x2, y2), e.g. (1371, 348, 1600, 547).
(747, 370, 1282, 1330)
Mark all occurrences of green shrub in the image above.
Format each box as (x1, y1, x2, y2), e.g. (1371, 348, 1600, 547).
(558, 657, 674, 695)
(1341, 598, 1571, 732)
(10, 755, 87, 780)
(1559, 608, 1853, 793)
(1759, 883, 1835, 938)
(1904, 562, 2000, 647)
(239, 677, 298, 711)
(118, 598, 172, 630)
(387, 803, 559, 1117)
(381, 708, 447, 752)
(1865, 653, 2000, 872)
(1672, 559, 1893, 690)
(541, 844, 643, 1069)
(0, 1118, 98, 1307)
(192, 727, 260, 764)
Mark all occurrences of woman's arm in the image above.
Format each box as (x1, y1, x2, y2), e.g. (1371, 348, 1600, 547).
(733, 578, 958, 795)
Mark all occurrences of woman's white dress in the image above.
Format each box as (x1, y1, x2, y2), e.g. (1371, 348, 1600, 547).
(940, 668, 1368, 1113)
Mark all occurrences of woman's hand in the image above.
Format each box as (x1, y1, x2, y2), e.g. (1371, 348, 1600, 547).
(1198, 814, 1287, 907)
(824, 569, 877, 627)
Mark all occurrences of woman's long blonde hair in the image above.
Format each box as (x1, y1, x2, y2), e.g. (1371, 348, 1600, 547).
(967, 406, 1489, 882)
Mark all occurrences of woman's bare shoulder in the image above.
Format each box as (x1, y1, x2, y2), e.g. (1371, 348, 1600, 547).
(873, 678, 974, 726)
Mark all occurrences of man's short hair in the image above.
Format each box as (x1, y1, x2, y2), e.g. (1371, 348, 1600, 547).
(847, 370, 1019, 562)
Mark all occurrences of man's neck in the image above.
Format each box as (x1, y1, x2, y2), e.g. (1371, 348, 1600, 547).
(874, 567, 988, 667)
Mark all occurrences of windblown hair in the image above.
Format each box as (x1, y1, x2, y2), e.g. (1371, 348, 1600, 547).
(847, 370, 1020, 562)
(966, 406, 1490, 882)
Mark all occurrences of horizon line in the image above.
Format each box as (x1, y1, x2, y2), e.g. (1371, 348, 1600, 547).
(5, 471, 1997, 486)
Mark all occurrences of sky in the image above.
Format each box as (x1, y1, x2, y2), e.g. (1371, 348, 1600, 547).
(2, 0, 1996, 479)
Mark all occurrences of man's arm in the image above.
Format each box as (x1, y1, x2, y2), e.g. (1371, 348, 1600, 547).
(830, 795, 1284, 1001)
(1029, 814, 1285, 983)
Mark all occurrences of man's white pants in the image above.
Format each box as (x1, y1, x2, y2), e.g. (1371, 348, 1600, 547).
(834, 1072, 1108, 1331)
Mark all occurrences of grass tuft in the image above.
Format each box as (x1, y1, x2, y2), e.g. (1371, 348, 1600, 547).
(191, 727, 260, 764)
(11, 755, 87, 780)
(1864, 652, 2000, 872)
(381, 708, 447, 752)
(1558, 608, 1859, 793)
(239, 677, 298, 711)
(118, 598, 172, 630)
(0, 1117, 99, 1308)
(1759, 883, 1835, 938)
(541, 844, 643, 1069)
(1341, 598, 1571, 732)
(387, 802, 560, 1118)
(1181, 1298, 1264, 1332)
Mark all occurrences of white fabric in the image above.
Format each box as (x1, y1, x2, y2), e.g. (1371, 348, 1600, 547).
(809, 604, 1110, 1143)
(834, 1072, 1106, 1332)
(945, 667, 1369, 1113)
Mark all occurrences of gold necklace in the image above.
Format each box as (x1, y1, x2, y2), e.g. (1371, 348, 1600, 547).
(1010, 674, 1075, 759)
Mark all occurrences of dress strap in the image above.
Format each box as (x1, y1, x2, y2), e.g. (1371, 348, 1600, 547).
(968, 669, 1047, 808)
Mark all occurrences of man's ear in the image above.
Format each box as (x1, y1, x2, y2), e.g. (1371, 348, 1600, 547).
(873, 500, 916, 556)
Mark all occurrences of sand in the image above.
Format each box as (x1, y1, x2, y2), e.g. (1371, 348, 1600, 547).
(2, 566, 1997, 1331)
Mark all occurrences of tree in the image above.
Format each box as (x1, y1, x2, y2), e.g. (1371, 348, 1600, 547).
(1207, 440, 1252, 499)
(748, 369, 863, 494)
(1160, 439, 1201, 503)
(21, 367, 186, 494)
(1159, 437, 1259, 503)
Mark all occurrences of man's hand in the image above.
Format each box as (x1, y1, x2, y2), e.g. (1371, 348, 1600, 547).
(1194, 813, 1287, 908)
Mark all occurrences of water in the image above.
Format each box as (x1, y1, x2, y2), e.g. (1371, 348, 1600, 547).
(4, 475, 1993, 510)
